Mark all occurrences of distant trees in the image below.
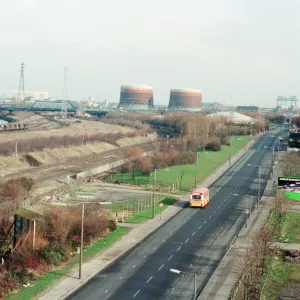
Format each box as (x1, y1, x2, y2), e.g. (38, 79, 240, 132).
(292, 116, 300, 129)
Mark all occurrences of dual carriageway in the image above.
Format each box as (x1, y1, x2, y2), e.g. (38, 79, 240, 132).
(67, 129, 280, 299)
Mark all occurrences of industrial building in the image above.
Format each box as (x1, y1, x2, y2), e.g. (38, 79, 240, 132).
(119, 85, 154, 110)
(11, 91, 49, 101)
(168, 89, 202, 112)
(236, 106, 260, 113)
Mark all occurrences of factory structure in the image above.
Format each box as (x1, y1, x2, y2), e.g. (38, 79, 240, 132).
(168, 89, 202, 112)
(118, 85, 154, 111)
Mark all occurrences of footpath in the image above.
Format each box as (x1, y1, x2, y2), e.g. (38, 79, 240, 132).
(38, 134, 261, 300)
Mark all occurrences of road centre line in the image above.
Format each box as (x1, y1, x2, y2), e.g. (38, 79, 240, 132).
(105, 290, 108, 294)
(198, 226, 202, 229)
(133, 290, 140, 297)
(177, 246, 181, 251)
(146, 276, 153, 283)
(185, 239, 189, 243)
(120, 276, 123, 279)
(158, 264, 164, 271)
(204, 220, 207, 224)
(192, 232, 195, 236)
(168, 255, 173, 260)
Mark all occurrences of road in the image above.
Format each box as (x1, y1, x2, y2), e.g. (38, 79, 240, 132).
(67, 130, 279, 300)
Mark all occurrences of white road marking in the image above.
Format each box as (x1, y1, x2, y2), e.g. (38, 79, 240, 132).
(204, 220, 207, 224)
(182, 274, 185, 277)
(105, 290, 108, 294)
(144, 256, 147, 259)
(198, 226, 202, 229)
(190, 264, 193, 267)
(168, 255, 173, 260)
(185, 239, 189, 243)
(177, 246, 181, 251)
(120, 276, 123, 279)
(147, 276, 153, 283)
(213, 211, 216, 214)
(133, 265, 136, 268)
(192, 232, 195, 236)
(158, 264, 164, 271)
(172, 287, 175, 290)
(133, 290, 140, 297)
(218, 206, 220, 209)
(209, 215, 212, 219)
(153, 247, 156, 250)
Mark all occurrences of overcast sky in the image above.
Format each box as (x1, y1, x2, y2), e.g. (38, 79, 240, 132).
(1, 0, 300, 106)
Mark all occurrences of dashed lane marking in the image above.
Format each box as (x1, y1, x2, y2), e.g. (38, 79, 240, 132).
(120, 277, 123, 279)
(147, 276, 153, 283)
(192, 232, 195, 236)
(198, 226, 202, 229)
(158, 264, 164, 271)
(133, 265, 136, 268)
(168, 255, 173, 260)
(133, 290, 140, 297)
(185, 239, 189, 243)
(105, 290, 108, 294)
(177, 246, 181, 251)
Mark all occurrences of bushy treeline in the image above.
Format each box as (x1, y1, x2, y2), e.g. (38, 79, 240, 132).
(0, 194, 115, 298)
(0, 127, 150, 156)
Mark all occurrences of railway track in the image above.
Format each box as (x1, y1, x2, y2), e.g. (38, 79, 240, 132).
(3, 143, 156, 183)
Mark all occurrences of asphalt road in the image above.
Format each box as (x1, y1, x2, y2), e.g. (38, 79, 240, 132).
(67, 130, 279, 300)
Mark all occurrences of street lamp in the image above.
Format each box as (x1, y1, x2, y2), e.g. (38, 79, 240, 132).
(170, 269, 197, 300)
(247, 164, 261, 209)
(152, 168, 169, 219)
(194, 152, 199, 188)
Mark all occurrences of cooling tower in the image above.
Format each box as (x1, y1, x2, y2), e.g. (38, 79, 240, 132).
(168, 89, 202, 112)
(119, 85, 154, 110)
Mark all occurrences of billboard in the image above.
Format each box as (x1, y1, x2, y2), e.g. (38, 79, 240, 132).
(278, 176, 300, 200)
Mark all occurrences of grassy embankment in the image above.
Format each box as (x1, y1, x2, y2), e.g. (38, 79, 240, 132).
(6, 227, 130, 300)
(108, 136, 251, 191)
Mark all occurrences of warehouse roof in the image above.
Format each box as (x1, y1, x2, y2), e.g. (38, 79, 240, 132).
(208, 111, 255, 123)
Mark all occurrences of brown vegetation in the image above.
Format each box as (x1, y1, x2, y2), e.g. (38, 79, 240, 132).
(292, 116, 300, 129)
(232, 193, 288, 299)
(0, 127, 151, 157)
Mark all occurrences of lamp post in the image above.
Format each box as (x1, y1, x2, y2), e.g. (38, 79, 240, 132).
(194, 152, 199, 188)
(247, 164, 261, 209)
(152, 168, 169, 219)
(170, 269, 197, 300)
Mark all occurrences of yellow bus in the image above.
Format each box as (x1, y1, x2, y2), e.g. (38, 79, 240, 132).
(190, 188, 210, 207)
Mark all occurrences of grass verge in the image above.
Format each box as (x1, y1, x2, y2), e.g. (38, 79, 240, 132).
(108, 136, 251, 191)
(126, 197, 177, 223)
(6, 227, 130, 300)
(261, 256, 293, 299)
(280, 212, 300, 243)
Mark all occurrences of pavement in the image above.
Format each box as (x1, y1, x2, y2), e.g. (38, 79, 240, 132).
(38, 130, 278, 300)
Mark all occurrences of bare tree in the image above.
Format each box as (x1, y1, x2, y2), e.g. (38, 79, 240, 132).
(124, 146, 144, 180)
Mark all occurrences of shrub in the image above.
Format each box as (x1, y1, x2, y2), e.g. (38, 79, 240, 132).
(0, 277, 17, 298)
(44, 208, 79, 244)
(71, 206, 111, 243)
(11, 267, 37, 285)
(37, 243, 69, 266)
(206, 137, 221, 151)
